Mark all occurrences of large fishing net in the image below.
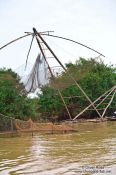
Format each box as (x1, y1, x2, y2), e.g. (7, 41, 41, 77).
(23, 52, 64, 93)
(14, 118, 76, 133)
(24, 54, 50, 93)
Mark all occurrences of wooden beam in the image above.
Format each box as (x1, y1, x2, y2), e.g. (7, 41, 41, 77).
(101, 90, 116, 118)
(73, 86, 116, 120)
(0, 33, 31, 50)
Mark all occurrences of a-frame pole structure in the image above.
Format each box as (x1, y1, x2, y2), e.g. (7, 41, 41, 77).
(33, 28, 72, 120)
(32, 28, 102, 119)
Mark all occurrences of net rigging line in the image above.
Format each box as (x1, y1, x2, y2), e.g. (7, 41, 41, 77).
(44, 36, 78, 59)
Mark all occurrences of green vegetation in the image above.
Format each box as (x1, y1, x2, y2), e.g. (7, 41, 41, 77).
(0, 58, 115, 121)
(0, 68, 38, 120)
(39, 58, 116, 120)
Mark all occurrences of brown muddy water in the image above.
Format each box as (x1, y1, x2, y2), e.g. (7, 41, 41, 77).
(0, 121, 116, 175)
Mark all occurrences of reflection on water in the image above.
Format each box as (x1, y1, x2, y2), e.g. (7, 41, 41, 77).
(0, 122, 116, 175)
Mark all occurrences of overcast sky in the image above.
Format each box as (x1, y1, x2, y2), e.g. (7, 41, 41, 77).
(0, 0, 116, 72)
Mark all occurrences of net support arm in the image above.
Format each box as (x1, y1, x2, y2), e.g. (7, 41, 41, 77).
(0, 33, 32, 50)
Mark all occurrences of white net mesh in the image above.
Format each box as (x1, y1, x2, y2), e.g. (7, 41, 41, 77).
(24, 54, 50, 92)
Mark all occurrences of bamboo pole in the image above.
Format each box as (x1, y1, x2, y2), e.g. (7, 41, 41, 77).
(73, 86, 116, 120)
(33, 28, 72, 120)
(63, 95, 83, 98)
(96, 87, 115, 108)
(57, 89, 72, 120)
(101, 89, 116, 118)
(87, 108, 106, 110)
(0, 33, 31, 50)
(11, 119, 14, 132)
(34, 34, 54, 77)
(25, 34, 35, 70)
(40, 33, 105, 57)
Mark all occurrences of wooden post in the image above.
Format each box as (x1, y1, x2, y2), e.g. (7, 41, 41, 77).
(101, 90, 116, 118)
(58, 89, 72, 120)
(11, 119, 13, 132)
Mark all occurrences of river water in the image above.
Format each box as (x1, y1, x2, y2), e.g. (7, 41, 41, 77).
(0, 121, 116, 175)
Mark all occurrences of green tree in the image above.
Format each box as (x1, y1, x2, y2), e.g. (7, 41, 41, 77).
(0, 68, 35, 120)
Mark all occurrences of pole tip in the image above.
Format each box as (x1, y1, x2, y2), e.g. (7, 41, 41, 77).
(33, 27, 36, 33)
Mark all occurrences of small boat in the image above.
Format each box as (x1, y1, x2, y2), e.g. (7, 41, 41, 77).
(107, 117, 116, 121)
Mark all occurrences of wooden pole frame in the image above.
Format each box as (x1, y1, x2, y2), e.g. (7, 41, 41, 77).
(101, 88, 116, 118)
(96, 86, 115, 108)
(33, 28, 72, 120)
(73, 86, 116, 120)
(33, 28, 102, 119)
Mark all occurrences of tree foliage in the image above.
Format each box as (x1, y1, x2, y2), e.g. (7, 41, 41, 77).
(0, 68, 37, 120)
(0, 58, 115, 122)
